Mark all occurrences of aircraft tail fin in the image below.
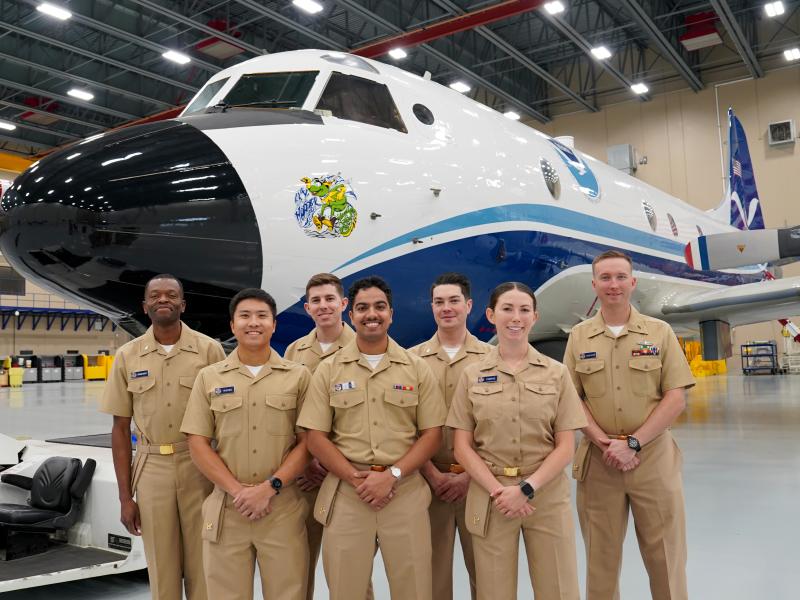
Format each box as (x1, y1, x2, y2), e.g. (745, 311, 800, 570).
(709, 108, 765, 230)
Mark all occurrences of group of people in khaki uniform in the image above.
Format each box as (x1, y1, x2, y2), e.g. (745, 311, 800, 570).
(101, 248, 694, 600)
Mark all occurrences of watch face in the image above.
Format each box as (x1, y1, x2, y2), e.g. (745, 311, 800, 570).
(627, 437, 640, 451)
(271, 477, 283, 489)
(390, 466, 401, 479)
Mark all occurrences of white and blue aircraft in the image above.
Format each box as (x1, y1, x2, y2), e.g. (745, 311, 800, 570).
(1, 49, 797, 357)
(0, 48, 798, 590)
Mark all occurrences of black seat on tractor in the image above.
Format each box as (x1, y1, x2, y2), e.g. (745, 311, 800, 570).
(0, 456, 96, 560)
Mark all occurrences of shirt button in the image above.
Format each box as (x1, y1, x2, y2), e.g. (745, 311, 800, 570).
(252, 402, 256, 406)
(448, 383, 453, 388)
(616, 386, 621, 390)
(253, 425, 257, 430)
(252, 449, 257, 454)
(281, 402, 286, 407)
(615, 365, 620, 369)
(167, 402, 171, 407)
(343, 401, 348, 406)
(371, 398, 376, 402)
(166, 382, 171, 387)
(373, 421, 378, 426)
(511, 417, 516, 422)
(168, 424, 173, 428)
(618, 408, 622, 412)
(253, 473, 257, 477)
(512, 439, 517, 443)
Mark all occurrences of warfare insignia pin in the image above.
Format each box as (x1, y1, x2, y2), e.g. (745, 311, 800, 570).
(294, 173, 358, 238)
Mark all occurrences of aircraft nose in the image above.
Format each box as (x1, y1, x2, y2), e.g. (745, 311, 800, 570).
(0, 120, 262, 339)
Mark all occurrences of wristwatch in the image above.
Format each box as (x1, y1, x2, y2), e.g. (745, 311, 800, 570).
(627, 435, 642, 453)
(518, 480, 535, 500)
(268, 476, 283, 495)
(389, 465, 402, 480)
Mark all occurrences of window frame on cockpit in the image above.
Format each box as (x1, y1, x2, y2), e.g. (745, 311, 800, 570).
(314, 71, 408, 134)
(219, 70, 320, 110)
(183, 76, 232, 115)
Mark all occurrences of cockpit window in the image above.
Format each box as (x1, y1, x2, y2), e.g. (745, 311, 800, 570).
(184, 77, 230, 115)
(221, 71, 319, 109)
(316, 72, 407, 133)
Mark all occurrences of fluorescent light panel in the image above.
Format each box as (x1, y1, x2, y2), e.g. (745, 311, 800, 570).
(67, 89, 94, 101)
(591, 46, 612, 60)
(0, 121, 16, 131)
(765, 2, 785, 17)
(388, 48, 407, 59)
(163, 50, 191, 64)
(293, 0, 324, 14)
(504, 111, 521, 121)
(784, 47, 800, 61)
(544, 1, 565, 15)
(449, 81, 471, 93)
(36, 2, 72, 20)
(631, 82, 649, 94)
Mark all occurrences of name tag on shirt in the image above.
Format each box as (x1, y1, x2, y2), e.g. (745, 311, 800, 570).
(214, 386, 235, 395)
(478, 375, 498, 383)
(579, 352, 597, 360)
(131, 370, 149, 379)
(334, 381, 357, 392)
(393, 384, 414, 391)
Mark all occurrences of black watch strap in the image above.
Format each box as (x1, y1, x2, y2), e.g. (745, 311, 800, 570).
(518, 480, 534, 500)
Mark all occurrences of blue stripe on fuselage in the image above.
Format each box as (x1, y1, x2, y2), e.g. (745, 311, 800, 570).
(273, 228, 756, 353)
(335, 203, 685, 272)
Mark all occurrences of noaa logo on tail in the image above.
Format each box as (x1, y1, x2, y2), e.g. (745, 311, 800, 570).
(548, 138, 601, 201)
(294, 174, 358, 238)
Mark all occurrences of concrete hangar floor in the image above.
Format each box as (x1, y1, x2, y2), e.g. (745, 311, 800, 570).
(0, 375, 797, 599)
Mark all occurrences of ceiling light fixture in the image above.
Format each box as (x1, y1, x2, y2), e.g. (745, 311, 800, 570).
(388, 48, 408, 60)
(765, 2, 785, 17)
(784, 47, 800, 61)
(544, 1, 566, 15)
(449, 81, 471, 93)
(0, 121, 17, 131)
(591, 46, 612, 60)
(293, 0, 324, 14)
(631, 82, 649, 94)
(162, 50, 191, 64)
(36, 2, 72, 20)
(67, 88, 94, 101)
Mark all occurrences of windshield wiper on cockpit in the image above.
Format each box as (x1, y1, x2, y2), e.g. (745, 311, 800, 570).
(205, 100, 297, 113)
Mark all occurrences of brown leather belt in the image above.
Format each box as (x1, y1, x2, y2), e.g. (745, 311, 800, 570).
(486, 462, 539, 477)
(137, 440, 189, 455)
(433, 462, 465, 474)
(369, 465, 387, 472)
(608, 435, 629, 441)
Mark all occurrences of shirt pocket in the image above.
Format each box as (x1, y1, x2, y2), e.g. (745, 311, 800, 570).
(178, 376, 195, 407)
(210, 395, 244, 438)
(127, 378, 157, 415)
(467, 383, 503, 421)
(573, 359, 606, 398)
(628, 358, 662, 398)
(383, 390, 419, 433)
(329, 390, 367, 434)
(264, 393, 297, 435)
(522, 383, 557, 422)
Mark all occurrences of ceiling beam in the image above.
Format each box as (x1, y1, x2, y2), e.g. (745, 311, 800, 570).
(542, 12, 651, 101)
(351, 0, 545, 58)
(0, 76, 137, 121)
(427, 0, 597, 113)
(0, 22, 199, 93)
(128, 0, 266, 56)
(618, 0, 703, 91)
(0, 118, 80, 141)
(232, 0, 342, 49)
(0, 99, 104, 130)
(708, 0, 763, 78)
(0, 52, 174, 109)
(0, 132, 52, 152)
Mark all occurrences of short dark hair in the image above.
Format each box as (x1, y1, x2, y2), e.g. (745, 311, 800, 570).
(592, 250, 633, 274)
(305, 273, 344, 298)
(488, 281, 537, 311)
(430, 272, 471, 300)
(144, 274, 183, 298)
(229, 288, 277, 320)
(348, 276, 392, 308)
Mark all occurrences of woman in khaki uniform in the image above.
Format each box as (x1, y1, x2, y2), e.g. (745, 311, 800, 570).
(448, 282, 586, 600)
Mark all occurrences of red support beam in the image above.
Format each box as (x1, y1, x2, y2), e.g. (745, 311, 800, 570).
(351, 0, 546, 59)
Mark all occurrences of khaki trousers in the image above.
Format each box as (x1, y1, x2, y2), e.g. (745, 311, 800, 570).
(577, 431, 687, 600)
(429, 492, 476, 600)
(321, 472, 433, 600)
(300, 488, 323, 600)
(203, 486, 309, 600)
(473, 472, 580, 600)
(136, 450, 212, 600)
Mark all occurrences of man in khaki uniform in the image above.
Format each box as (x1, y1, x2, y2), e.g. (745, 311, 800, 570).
(181, 288, 312, 600)
(283, 273, 355, 600)
(101, 274, 225, 600)
(409, 273, 489, 600)
(564, 250, 695, 600)
(298, 276, 446, 600)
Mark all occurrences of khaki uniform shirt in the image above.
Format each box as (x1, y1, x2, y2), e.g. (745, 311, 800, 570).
(408, 332, 491, 465)
(180, 349, 311, 485)
(563, 306, 695, 435)
(297, 337, 446, 465)
(100, 322, 225, 445)
(284, 323, 355, 373)
(447, 346, 587, 470)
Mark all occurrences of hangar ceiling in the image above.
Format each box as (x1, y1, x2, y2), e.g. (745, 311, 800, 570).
(0, 0, 798, 157)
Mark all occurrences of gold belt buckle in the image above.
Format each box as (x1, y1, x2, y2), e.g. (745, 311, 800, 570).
(503, 466, 520, 477)
(159, 444, 175, 455)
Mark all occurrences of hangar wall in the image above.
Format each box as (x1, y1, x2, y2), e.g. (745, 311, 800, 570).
(541, 66, 800, 371)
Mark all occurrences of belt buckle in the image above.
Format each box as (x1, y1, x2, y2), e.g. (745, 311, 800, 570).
(503, 466, 520, 477)
(159, 444, 175, 455)
(449, 464, 465, 474)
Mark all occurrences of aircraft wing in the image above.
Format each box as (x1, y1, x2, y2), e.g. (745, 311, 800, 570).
(659, 276, 800, 326)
